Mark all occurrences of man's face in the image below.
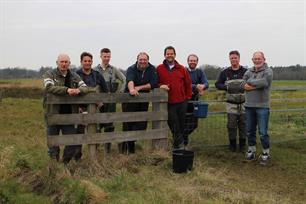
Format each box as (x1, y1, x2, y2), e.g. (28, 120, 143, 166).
(252, 52, 265, 69)
(137, 54, 149, 70)
(229, 54, 240, 68)
(56, 55, 70, 72)
(187, 56, 198, 69)
(81, 56, 93, 71)
(164, 49, 176, 64)
(100, 52, 111, 65)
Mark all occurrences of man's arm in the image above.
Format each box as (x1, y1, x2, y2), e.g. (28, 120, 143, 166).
(215, 70, 227, 90)
(128, 81, 140, 96)
(115, 68, 127, 92)
(199, 69, 209, 89)
(97, 73, 109, 93)
(43, 71, 68, 95)
(246, 69, 273, 89)
(241, 70, 255, 91)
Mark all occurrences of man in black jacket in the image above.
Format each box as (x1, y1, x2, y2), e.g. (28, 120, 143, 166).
(76, 52, 108, 154)
(215, 50, 247, 152)
(120, 52, 158, 154)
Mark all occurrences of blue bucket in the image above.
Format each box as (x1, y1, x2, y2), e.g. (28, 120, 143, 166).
(193, 101, 208, 118)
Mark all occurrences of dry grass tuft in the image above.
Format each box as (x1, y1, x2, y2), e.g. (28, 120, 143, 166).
(80, 180, 107, 203)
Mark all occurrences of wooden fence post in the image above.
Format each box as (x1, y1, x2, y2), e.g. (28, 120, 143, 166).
(87, 103, 97, 161)
(152, 89, 168, 150)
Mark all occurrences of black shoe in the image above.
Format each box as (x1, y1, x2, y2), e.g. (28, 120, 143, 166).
(63, 157, 71, 165)
(105, 143, 111, 153)
(49, 154, 59, 162)
(118, 142, 128, 154)
(128, 142, 135, 154)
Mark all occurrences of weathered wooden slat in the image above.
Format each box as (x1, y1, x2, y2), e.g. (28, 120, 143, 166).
(47, 128, 168, 146)
(152, 101, 169, 150)
(47, 111, 168, 125)
(87, 104, 97, 160)
(45, 89, 168, 104)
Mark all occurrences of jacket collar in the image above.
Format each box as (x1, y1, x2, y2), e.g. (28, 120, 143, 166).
(251, 63, 268, 72)
(56, 68, 71, 77)
(163, 59, 181, 70)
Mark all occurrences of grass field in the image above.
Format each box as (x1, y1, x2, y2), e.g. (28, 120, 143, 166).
(0, 79, 306, 203)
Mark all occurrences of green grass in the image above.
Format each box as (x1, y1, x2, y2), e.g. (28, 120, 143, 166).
(1, 80, 306, 203)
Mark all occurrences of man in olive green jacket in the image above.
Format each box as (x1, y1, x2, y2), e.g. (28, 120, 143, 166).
(43, 54, 92, 164)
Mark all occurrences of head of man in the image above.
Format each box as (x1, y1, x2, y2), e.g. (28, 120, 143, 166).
(80, 52, 93, 72)
(56, 54, 71, 74)
(164, 46, 176, 64)
(187, 54, 198, 69)
(229, 50, 240, 69)
(137, 52, 149, 70)
(252, 51, 266, 69)
(100, 48, 111, 66)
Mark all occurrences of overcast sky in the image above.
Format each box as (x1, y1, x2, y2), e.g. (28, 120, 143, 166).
(0, 0, 305, 70)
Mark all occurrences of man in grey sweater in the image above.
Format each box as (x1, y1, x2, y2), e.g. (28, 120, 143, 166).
(94, 48, 126, 152)
(242, 51, 273, 165)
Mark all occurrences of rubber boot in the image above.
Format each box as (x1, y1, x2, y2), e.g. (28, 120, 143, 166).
(239, 138, 246, 152)
(229, 139, 237, 152)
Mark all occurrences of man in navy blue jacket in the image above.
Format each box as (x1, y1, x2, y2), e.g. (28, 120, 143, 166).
(184, 54, 209, 146)
(120, 52, 158, 154)
(76, 52, 109, 155)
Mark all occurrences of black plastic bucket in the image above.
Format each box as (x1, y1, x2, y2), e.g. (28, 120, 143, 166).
(172, 150, 194, 173)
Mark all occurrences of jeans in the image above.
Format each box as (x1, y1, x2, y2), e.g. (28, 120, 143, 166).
(245, 107, 270, 150)
(47, 125, 80, 162)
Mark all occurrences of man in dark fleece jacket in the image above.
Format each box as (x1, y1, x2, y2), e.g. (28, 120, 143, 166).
(120, 52, 158, 154)
(215, 50, 247, 152)
(157, 46, 192, 149)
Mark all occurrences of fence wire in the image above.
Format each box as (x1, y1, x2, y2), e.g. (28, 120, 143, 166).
(187, 88, 306, 148)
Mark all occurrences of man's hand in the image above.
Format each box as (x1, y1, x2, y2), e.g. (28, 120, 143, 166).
(160, 84, 170, 91)
(134, 86, 141, 92)
(67, 88, 81, 96)
(96, 102, 104, 109)
(196, 84, 205, 91)
(129, 89, 139, 96)
(244, 84, 255, 91)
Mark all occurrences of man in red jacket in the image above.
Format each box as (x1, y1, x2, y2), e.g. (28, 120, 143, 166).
(157, 46, 192, 150)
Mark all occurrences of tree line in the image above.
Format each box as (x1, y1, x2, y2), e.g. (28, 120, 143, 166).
(0, 64, 305, 80)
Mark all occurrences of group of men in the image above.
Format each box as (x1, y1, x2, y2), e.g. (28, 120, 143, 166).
(215, 50, 273, 165)
(43, 46, 272, 166)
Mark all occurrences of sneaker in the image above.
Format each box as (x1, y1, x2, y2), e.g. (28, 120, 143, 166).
(245, 150, 256, 161)
(259, 153, 270, 166)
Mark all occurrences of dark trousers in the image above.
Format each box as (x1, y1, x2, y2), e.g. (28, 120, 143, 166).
(47, 125, 80, 163)
(227, 113, 246, 140)
(183, 102, 198, 144)
(120, 102, 149, 154)
(168, 101, 187, 148)
(99, 103, 116, 132)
